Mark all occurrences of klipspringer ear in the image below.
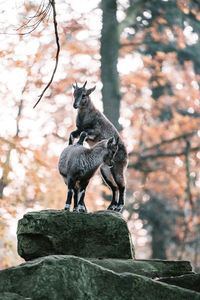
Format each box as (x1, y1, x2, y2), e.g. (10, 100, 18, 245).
(86, 86, 96, 96)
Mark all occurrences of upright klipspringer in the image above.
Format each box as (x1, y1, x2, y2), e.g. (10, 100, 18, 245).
(69, 81, 128, 212)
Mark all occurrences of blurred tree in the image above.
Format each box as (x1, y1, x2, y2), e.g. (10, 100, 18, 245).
(0, 0, 200, 271)
(122, 0, 200, 264)
(100, 0, 200, 262)
(100, 0, 148, 130)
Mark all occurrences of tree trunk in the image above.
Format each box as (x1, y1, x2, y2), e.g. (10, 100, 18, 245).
(0, 180, 6, 199)
(0, 149, 11, 199)
(100, 0, 122, 131)
(151, 229, 167, 259)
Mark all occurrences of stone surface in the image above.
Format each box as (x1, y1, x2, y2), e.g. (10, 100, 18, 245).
(0, 255, 200, 300)
(159, 273, 200, 292)
(0, 292, 30, 300)
(17, 210, 134, 261)
(88, 258, 193, 278)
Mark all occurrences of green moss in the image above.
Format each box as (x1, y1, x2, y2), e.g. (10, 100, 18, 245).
(159, 274, 200, 292)
(88, 258, 193, 278)
(17, 210, 134, 260)
(0, 293, 29, 300)
(0, 255, 199, 300)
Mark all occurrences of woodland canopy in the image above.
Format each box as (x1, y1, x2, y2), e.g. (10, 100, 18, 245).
(0, 0, 200, 271)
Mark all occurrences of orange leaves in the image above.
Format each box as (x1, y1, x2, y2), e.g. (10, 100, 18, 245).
(13, 60, 25, 68)
(149, 24, 160, 43)
(156, 17, 168, 25)
(127, 73, 149, 90)
(177, 0, 190, 15)
(0, 51, 5, 57)
(156, 51, 166, 61)
(150, 25, 170, 45)
(0, 0, 200, 269)
(195, 12, 200, 21)
(0, 50, 13, 57)
(142, 55, 152, 67)
(126, 41, 200, 213)
(180, 7, 190, 15)
(173, 25, 186, 49)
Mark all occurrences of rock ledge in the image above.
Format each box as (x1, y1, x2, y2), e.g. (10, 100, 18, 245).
(0, 255, 199, 300)
(17, 210, 135, 260)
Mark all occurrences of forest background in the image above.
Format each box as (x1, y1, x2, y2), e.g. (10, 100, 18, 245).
(0, 0, 200, 271)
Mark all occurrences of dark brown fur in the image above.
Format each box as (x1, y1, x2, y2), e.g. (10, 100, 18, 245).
(69, 82, 128, 212)
(59, 132, 118, 212)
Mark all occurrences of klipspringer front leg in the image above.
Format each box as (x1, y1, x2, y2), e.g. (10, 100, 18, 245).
(83, 128, 101, 142)
(69, 129, 81, 145)
(77, 131, 88, 145)
(64, 189, 74, 211)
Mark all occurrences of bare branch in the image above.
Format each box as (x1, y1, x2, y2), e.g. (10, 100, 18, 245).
(185, 140, 194, 210)
(118, 0, 149, 34)
(52, 132, 66, 141)
(3, 1, 60, 108)
(28, 0, 46, 19)
(129, 145, 200, 161)
(33, 0, 60, 108)
(17, 1, 46, 28)
(16, 2, 52, 35)
(0, 1, 51, 35)
(16, 99, 23, 137)
(128, 130, 199, 172)
(129, 130, 197, 157)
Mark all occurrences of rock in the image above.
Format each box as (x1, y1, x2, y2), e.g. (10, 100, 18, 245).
(88, 258, 193, 278)
(0, 292, 30, 300)
(0, 255, 200, 300)
(158, 273, 200, 292)
(17, 210, 134, 261)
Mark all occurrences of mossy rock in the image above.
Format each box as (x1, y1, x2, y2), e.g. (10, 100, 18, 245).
(0, 255, 199, 300)
(17, 210, 134, 260)
(0, 292, 30, 299)
(159, 273, 200, 292)
(88, 258, 193, 278)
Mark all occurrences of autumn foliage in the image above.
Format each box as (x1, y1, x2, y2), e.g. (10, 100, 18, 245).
(0, 0, 200, 271)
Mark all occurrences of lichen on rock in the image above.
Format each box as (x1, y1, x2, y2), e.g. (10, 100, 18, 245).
(17, 210, 135, 261)
(0, 255, 199, 300)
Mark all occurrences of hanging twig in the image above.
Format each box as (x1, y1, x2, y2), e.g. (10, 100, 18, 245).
(16, 99, 24, 137)
(16, 1, 52, 35)
(33, 0, 60, 108)
(2, 1, 60, 107)
(27, 0, 46, 19)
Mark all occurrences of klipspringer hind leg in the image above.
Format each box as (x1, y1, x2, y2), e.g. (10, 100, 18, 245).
(72, 188, 79, 212)
(111, 165, 126, 212)
(64, 179, 75, 211)
(78, 180, 89, 213)
(100, 165, 118, 210)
